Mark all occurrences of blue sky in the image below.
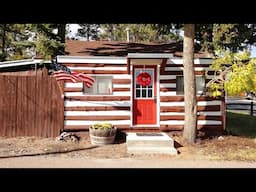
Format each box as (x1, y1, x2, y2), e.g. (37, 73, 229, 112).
(68, 24, 79, 38)
(251, 47, 256, 58)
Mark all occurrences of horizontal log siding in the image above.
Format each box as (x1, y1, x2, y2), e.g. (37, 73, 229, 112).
(65, 96, 130, 101)
(63, 62, 131, 131)
(62, 59, 224, 134)
(63, 124, 223, 132)
(65, 106, 130, 111)
(159, 61, 224, 133)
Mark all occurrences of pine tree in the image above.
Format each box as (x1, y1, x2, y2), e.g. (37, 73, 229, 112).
(31, 24, 66, 59)
(0, 24, 67, 61)
(0, 24, 9, 61)
(0, 24, 34, 61)
(100, 24, 182, 42)
(77, 24, 100, 41)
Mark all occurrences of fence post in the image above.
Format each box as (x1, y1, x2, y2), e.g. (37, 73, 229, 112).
(250, 100, 253, 116)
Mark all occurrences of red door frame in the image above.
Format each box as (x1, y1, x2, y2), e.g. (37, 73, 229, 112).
(132, 65, 157, 126)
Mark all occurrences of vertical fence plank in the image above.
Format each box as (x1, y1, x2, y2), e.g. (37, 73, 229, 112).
(58, 81, 64, 135)
(48, 76, 54, 137)
(0, 69, 63, 138)
(16, 77, 22, 136)
(9, 76, 17, 137)
(37, 73, 43, 137)
(0, 76, 4, 136)
(26, 76, 33, 136)
(53, 79, 64, 137)
(42, 68, 49, 137)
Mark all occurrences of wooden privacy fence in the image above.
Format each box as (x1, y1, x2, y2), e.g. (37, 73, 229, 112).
(0, 69, 64, 137)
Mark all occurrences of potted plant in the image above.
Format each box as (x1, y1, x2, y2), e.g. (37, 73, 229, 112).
(89, 123, 117, 145)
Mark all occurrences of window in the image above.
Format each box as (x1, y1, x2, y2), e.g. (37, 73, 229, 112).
(135, 68, 154, 99)
(176, 76, 205, 95)
(83, 76, 112, 95)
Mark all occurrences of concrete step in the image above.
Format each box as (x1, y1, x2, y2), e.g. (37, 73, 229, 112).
(127, 147, 177, 155)
(126, 132, 177, 155)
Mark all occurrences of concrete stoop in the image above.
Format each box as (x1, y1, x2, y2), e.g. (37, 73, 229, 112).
(126, 132, 177, 155)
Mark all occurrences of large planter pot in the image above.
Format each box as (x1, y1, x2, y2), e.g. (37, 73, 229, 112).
(89, 126, 117, 145)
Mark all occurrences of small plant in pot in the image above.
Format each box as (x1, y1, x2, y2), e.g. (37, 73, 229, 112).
(89, 123, 117, 145)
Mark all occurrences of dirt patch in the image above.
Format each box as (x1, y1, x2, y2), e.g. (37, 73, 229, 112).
(0, 133, 256, 162)
(196, 136, 256, 161)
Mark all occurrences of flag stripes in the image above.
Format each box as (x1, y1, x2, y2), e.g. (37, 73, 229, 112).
(71, 72, 95, 88)
(53, 70, 95, 88)
(52, 61, 95, 88)
(53, 71, 81, 83)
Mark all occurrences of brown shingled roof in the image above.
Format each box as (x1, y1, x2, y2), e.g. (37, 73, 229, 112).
(65, 40, 212, 58)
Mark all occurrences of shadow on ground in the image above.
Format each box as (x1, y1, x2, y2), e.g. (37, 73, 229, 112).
(114, 131, 126, 144)
(0, 146, 98, 159)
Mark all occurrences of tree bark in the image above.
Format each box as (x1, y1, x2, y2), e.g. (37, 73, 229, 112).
(183, 24, 197, 143)
(1, 24, 7, 61)
(57, 24, 66, 55)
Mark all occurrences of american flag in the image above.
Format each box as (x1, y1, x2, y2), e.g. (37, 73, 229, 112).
(71, 72, 95, 88)
(51, 60, 95, 88)
(53, 71, 81, 83)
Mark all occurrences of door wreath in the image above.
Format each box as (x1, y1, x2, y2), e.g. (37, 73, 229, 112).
(137, 72, 151, 86)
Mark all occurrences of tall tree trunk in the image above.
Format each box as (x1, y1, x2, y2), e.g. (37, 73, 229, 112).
(87, 27, 90, 41)
(57, 24, 66, 55)
(109, 25, 114, 41)
(1, 24, 7, 61)
(183, 24, 197, 143)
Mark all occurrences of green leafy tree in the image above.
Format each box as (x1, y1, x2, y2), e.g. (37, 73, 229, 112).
(195, 24, 214, 53)
(196, 24, 256, 54)
(99, 24, 116, 40)
(207, 51, 256, 97)
(213, 24, 256, 52)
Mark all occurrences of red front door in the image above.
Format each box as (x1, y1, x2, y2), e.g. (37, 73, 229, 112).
(133, 65, 157, 126)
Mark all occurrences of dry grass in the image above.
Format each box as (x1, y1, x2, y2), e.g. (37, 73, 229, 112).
(195, 136, 256, 161)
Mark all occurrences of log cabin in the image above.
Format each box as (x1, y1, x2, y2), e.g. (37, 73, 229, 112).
(59, 40, 225, 136)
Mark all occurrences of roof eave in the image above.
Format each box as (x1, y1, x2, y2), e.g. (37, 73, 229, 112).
(127, 53, 173, 59)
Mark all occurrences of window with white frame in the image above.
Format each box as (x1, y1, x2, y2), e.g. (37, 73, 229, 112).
(176, 76, 205, 95)
(134, 68, 154, 99)
(83, 76, 113, 95)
